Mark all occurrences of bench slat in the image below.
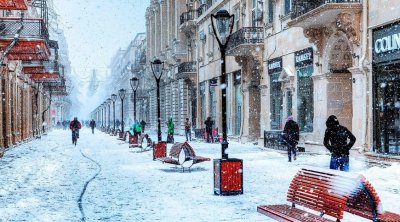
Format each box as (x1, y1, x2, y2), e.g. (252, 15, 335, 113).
(257, 204, 335, 222)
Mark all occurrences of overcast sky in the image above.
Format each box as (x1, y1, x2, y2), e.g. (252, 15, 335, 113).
(52, 0, 148, 118)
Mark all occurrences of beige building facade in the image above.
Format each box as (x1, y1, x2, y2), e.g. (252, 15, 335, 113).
(143, 0, 400, 155)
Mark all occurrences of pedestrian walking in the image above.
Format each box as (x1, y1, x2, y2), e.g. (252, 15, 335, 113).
(89, 119, 96, 134)
(283, 116, 300, 162)
(131, 120, 142, 137)
(116, 119, 121, 129)
(323, 115, 356, 172)
(204, 117, 214, 143)
(166, 117, 174, 143)
(140, 120, 147, 133)
(69, 117, 82, 145)
(184, 118, 191, 141)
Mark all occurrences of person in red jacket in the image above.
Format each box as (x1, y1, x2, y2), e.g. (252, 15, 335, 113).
(70, 117, 82, 143)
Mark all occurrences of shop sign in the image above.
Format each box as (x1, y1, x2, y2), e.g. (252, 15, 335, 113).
(268, 57, 282, 74)
(373, 22, 400, 63)
(295, 48, 313, 67)
(209, 78, 218, 87)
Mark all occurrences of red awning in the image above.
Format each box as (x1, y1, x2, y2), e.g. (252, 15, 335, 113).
(0, 39, 50, 61)
(29, 73, 59, 80)
(0, 0, 29, 10)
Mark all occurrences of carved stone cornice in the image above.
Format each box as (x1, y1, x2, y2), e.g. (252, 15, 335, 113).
(335, 12, 360, 46)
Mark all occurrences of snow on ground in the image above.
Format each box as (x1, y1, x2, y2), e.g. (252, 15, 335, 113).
(0, 129, 399, 222)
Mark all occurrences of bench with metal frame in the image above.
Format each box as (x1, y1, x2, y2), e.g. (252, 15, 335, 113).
(257, 166, 400, 222)
(129, 133, 153, 152)
(158, 142, 210, 172)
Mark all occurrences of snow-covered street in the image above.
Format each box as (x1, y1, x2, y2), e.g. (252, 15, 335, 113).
(0, 129, 399, 222)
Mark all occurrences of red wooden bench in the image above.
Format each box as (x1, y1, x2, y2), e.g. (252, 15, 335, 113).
(157, 142, 210, 172)
(257, 166, 400, 222)
(129, 134, 153, 151)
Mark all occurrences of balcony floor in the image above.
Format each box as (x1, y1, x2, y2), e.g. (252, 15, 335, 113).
(0, 39, 50, 61)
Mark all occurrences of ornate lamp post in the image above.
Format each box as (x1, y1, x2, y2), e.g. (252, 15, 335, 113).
(111, 94, 117, 133)
(107, 98, 111, 132)
(211, 9, 234, 159)
(150, 59, 164, 142)
(130, 76, 139, 121)
(118, 89, 126, 133)
(211, 10, 243, 196)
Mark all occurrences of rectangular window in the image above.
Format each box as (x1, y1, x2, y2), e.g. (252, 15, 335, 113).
(210, 79, 217, 124)
(270, 73, 283, 130)
(284, 0, 292, 15)
(234, 6, 240, 31)
(297, 66, 314, 132)
(268, 0, 273, 24)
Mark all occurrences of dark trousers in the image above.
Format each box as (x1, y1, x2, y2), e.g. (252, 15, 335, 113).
(206, 130, 213, 143)
(91, 127, 94, 134)
(134, 132, 141, 137)
(167, 133, 174, 143)
(330, 154, 349, 172)
(287, 143, 296, 162)
(185, 129, 191, 141)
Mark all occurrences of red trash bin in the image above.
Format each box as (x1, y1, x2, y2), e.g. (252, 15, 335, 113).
(214, 158, 243, 195)
(129, 134, 139, 147)
(153, 141, 167, 160)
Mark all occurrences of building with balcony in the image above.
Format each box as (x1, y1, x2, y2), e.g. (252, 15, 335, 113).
(146, 0, 197, 135)
(0, 0, 70, 152)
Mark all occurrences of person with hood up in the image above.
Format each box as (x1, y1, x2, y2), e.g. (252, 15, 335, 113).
(323, 115, 356, 172)
(166, 117, 174, 143)
(89, 119, 96, 134)
(283, 116, 299, 162)
(131, 120, 142, 137)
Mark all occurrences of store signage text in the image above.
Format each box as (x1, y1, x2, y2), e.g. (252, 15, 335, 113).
(374, 33, 400, 54)
(268, 61, 281, 70)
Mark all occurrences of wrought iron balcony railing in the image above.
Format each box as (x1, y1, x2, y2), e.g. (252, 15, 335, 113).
(178, 61, 197, 73)
(0, 18, 49, 40)
(291, 0, 361, 19)
(180, 10, 196, 25)
(226, 27, 264, 52)
(197, 0, 213, 17)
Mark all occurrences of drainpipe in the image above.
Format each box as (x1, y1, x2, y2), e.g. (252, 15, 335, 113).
(359, 0, 369, 152)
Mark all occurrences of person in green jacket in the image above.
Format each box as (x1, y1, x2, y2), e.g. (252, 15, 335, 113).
(166, 117, 174, 143)
(131, 120, 142, 137)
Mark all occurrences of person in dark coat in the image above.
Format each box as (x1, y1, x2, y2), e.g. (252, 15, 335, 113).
(140, 120, 147, 133)
(283, 116, 300, 162)
(204, 117, 214, 143)
(89, 119, 96, 134)
(184, 117, 191, 141)
(323, 115, 356, 172)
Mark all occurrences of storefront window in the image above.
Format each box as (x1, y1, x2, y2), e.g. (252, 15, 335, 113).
(374, 71, 400, 154)
(270, 73, 282, 130)
(200, 82, 206, 127)
(234, 71, 242, 135)
(297, 66, 314, 132)
(210, 79, 217, 124)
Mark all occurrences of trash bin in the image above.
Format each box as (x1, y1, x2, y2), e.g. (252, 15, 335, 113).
(153, 141, 167, 160)
(214, 158, 243, 195)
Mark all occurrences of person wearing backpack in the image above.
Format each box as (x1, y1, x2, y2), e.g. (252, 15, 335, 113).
(324, 115, 356, 172)
(131, 120, 142, 137)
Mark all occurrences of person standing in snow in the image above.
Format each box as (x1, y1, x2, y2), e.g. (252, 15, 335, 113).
(89, 119, 96, 134)
(323, 115, 356, 172)
(184, 117, 191, 141)
(204, 117, 214, 143)
(283, 116, 300, 162)
(166, 117, 174, 143)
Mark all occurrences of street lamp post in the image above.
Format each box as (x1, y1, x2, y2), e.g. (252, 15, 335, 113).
(130, 76, 139, 121)
(119, 89, 126, 133)
(107, 98, 111, 132)
(150, 59, 164, 142)
(111, 94, 117, 133)
(211, 9, 234, 159)
(211, 10, 243, 196)
(101, 103, 104, 129)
